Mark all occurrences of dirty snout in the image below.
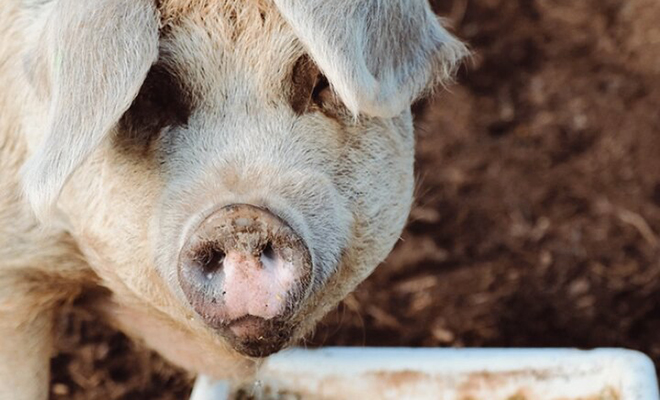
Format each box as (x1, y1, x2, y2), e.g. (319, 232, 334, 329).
(178, 204, 312, 357)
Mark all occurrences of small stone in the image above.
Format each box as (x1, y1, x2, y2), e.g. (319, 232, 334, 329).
(52, 383, 69, 396)
(432, 327, 455, 343)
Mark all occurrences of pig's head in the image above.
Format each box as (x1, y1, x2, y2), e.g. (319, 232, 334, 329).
(19, 0, 467, 359)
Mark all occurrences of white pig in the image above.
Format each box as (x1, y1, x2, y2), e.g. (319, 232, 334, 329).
(0, 0, 467, 398)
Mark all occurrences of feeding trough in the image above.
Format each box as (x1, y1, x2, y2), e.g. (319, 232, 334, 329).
(191, 348, 659, 400)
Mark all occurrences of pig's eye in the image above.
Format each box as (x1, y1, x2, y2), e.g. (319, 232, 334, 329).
(311, 74, 331, 107)
(116, 63, 192, 152)
(289, 55, 334, 115)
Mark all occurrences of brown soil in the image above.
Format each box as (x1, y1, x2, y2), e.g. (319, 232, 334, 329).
(49, 0, 660, 398)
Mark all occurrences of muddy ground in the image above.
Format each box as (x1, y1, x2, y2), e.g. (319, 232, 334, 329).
(50, 0, 660, 398)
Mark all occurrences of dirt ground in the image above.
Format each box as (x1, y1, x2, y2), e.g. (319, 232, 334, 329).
(49, 0, 660, 398)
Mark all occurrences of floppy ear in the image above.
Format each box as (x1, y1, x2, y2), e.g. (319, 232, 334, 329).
(21, 0, 159, 220)
(274, 0, 468, 118)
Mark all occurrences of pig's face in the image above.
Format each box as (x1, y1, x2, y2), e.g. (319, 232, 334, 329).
(20, 0, 466, 359)
(141, 10, 417, 355)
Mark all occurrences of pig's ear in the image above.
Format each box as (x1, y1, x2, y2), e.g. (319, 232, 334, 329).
(274, 0, 468, 118)
(21, 0, 159, 220)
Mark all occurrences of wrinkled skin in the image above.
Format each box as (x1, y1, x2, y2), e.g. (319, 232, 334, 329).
(0, 0, 466, 398)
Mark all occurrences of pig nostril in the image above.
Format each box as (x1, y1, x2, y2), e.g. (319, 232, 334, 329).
(260, 242, 277, 269)
(195, 248, 225, 278)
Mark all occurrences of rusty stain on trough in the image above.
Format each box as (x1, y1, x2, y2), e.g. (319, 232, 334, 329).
(243, 369, 623, 400)
(241, 348, 657, 400)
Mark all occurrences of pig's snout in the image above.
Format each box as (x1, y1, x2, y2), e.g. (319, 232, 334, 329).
(177, 204, 312, 357)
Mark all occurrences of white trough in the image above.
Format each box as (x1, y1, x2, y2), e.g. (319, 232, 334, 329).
(191, 348, 659, 400)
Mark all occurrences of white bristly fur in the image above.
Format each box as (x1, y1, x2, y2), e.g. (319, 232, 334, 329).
(19, 0, 159, 221)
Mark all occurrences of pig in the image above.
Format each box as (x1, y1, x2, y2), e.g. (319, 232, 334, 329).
(0, 0, 468, 398)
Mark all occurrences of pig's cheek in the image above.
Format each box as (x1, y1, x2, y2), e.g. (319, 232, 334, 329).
(294, 116, 415, 331)
(53, 151, 188, 318)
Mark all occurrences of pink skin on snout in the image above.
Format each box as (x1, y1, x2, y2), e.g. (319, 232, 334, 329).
(220, 250, 296, 333)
